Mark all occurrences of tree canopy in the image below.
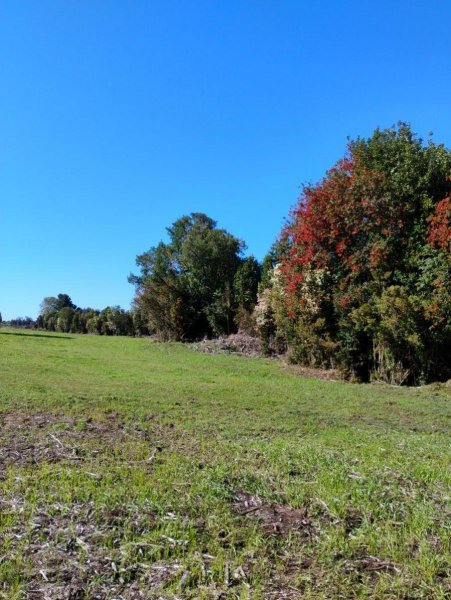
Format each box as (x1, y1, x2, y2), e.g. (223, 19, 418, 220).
(35, 294, 139, 336)
(129, 213, 260, 340)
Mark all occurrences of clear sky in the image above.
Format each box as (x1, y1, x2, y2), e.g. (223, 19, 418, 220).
(2, 1, 450, 320)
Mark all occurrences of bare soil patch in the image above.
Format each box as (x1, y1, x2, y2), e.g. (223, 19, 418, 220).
(0, 412, 185, 598)
(0, 412, 147, 477)
(2, 497, 179, 599)
(232, 489, 317, 538)
(343, 554, 401, 577)
(283, 364, 341, 381)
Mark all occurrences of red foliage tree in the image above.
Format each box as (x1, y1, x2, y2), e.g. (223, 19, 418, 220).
(428, 196, 451, 252)
(274, 124, 451, 383)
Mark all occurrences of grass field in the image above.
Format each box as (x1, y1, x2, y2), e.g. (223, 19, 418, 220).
(0, 329, 450, 599)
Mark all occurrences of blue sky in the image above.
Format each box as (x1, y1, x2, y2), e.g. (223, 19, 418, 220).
(2, 1, 450, 320)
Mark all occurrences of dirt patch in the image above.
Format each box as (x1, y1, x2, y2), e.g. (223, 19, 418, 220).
(0, 412, 188, 598)
(0, 412, 147, 476)
(343, 507, 364, 535)
(284, 364, 341, 381)
(232, 490, 317, 538)
(343, 555, 401, 577)
(263, 588, 303, 599)
(261, 556, 315, 599)
(1, 496, 180, 599)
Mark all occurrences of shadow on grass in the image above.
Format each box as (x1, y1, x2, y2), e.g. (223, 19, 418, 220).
(0, 331, 73, 340)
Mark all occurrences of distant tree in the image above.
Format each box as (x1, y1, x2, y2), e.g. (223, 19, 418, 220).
(9, 317, 35, 329)
(40, 293, 75, 316)
(55, 294, 76, 311)
(131, 307, 150, 336)
(259, 241, 286, 292)
(86, 312, 101, 334)
(232, 256, 261, 333)
(69, 310, 80, 333)
(233, 256, 261, 310)
(36, 294, 135, 337)
(99, 306, 134, 336)
(40, 296, 59, 316)
(57, 306, 76, 333)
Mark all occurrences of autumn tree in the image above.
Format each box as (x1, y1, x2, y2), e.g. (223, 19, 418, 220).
(270, 124, 451, 383)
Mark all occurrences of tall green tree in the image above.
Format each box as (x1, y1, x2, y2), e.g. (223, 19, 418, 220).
(129, 213, 256, 340)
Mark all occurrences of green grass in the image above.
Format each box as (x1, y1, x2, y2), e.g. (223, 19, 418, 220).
(0, 328, 450, 599)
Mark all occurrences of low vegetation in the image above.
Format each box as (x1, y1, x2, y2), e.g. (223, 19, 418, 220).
(1, 329, 449, 599)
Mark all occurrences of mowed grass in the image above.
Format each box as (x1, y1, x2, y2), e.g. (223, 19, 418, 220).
(0, 329, 450, 599)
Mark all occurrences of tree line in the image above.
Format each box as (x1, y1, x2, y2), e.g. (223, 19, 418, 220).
(3, 124, 450, 384)
(3, 294, 148, 336)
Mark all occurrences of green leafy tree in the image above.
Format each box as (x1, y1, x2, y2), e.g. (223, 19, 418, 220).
(233, 256, 261, 310)
(39, 296, 59, 316)
(36, 296, 135, 337)
(233, 256, 261, 333)
(129, 213, 254, 340)
(57, 306, 75, 333)
(99, 306, 134, 336)
(55, 294, 76, 311)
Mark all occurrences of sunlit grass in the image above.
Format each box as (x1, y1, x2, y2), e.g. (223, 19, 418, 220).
(0, 328, 449, 598)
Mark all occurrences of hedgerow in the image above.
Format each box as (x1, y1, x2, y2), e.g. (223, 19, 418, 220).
(259, 124, 451, 383)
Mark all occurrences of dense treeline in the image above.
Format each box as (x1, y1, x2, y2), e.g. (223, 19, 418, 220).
(256, 124, 451, 384)
(2, 298, 146, 336)
(33, 294, 147, 336)
(4, 316, 36, 329)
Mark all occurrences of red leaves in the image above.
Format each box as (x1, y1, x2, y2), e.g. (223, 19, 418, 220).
(278, 144, 441, 319)
(271, 124, 451, 383)
(428, 197, 451, 252)
(280, 153, 397, 308)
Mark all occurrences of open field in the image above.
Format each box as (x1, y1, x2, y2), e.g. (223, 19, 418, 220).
(0, 329, 450, 599)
